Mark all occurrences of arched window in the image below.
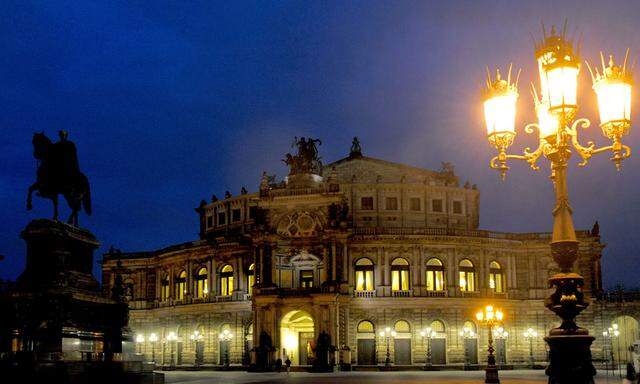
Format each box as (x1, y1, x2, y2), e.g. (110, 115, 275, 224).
(489, 261, 505, 293)
(357, 320, 375, 333)
(391, 258, 410, 291)
(247, 263, 255, 296)
(175, 270, 187, 300)
(462, 321, 477, 337)
(430, 320, 446, 337)
(394, 320, 411, 333)
(220, 265, 234, 296)
(355, 258, 374, 291)
(426, 258, 445, 291)
(195, 267, 208, 298)
(161, 274, 170, 301)
(458, 259, 476, 292)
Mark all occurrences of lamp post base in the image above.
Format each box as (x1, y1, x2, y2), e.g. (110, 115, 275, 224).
(545, 334, 596, 384)
(485, 365, 500, 383)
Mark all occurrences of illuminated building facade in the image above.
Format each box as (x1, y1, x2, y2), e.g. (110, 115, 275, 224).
(102, 140, 631, 369)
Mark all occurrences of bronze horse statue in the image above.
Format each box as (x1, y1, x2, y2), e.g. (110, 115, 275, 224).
(27, 131, 92, 226)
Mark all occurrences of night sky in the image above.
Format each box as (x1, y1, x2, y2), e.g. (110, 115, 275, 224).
(1, 1, 639, 289)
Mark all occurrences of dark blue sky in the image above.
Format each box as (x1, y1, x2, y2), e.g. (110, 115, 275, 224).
(1, 1, 639, 289)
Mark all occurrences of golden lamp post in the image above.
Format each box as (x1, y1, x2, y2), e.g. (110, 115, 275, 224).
(482, 23, 633, 384)
(476, 305, 504, 383)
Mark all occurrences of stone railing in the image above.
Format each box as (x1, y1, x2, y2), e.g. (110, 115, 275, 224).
(424, 290, 447, 297)
(352, 227, 592, 240)
(392, 290, 412, 297)
(354, 290, 376, 298)
(267, 186, 327, 197)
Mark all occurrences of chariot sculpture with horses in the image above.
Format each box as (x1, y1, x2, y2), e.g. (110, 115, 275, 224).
(27, 130, 92, 226)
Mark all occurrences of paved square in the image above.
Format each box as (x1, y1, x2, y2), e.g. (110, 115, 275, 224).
(163, 370, 619, 384)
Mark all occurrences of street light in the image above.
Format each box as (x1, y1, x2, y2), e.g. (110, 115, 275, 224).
(167, 331, 177, 367)
(378, 327, 396, 367)
(149, 333, 158, 363)
(190, 330, 204, 366)
(459, 326, 476, 369)
(523, 328, 539, 368)
(218, 329, 233, 367)
(482, 23, 632, 384)
(135, 334, 145, 355)
(603, 325, 620, 376)
(420, 327, 437, 369)
(476, 305, 504, 383)
(492, 327, 508, 367)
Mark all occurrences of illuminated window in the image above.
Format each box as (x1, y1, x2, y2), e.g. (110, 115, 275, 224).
(385, 197, 398, 210)
(195, 267, 208, 298)
(458, 259, 476, 292)
(357, 320, 375, 333)
(432, 199, 443, 213)
(394, 320, 411, 333)
(355, 258, 374, 291)
(391, 258, 410, 291)
(175, 270, 187, 300)
(300, 270, 314, 288)
(161, 274, 170, 301)
(248, 263, 255, 296)
(430, 320, 446, 336)
(489, 261, 505, 293)
(426, 258, 445, 291)
(361, 197, 374, 210)
(409, 197, 421, 211)
(220, 265, 234, 296)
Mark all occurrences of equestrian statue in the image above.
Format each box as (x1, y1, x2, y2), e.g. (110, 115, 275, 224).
(27, 130, 92, 226)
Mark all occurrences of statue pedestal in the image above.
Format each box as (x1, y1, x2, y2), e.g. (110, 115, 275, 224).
(545, 334, 596, 384)
(0, 220, 160, 383)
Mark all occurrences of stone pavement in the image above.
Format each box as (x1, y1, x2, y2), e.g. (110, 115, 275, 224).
(163, 370, 620, 384)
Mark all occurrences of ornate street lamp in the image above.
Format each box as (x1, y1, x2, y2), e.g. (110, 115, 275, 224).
(523, 328, 539, 368)
(167, 331, 177, 367)
(476, 305, 504, 383)
(149, 333, 158, 364)
(482, 23, 632, 384)
(190, 330, 204, 366)
(218, 329, 233, 367)
(603, 325, 620, 376)
(492, 326, 508, 366)
(420, 327, 437, 369)
(135, 334, 145, 355)
(459, 326, 476, 369)
(378, 327, 396, 367)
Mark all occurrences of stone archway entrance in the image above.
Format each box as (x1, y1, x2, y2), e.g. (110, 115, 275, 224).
(280, 310, 315, 365)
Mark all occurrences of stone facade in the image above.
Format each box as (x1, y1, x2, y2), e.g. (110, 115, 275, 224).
(102, 142, 633, 369)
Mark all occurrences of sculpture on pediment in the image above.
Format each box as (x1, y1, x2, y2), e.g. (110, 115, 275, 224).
(349, 136, 362, 158)
(436, 161, 459, 186)
(282, 137, 323, 175)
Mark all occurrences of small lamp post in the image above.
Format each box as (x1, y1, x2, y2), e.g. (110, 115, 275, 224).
(218, 329, 233, 367)
(378, 327, 396, 367)
(420, 327, 437, 369)
(459, 326, 476, 369)
(135, 334, 145, 355)
(492, 326, 508, 366)
(523, 328, 538, 368)
(149, 333, 158, 363)
(476, 305, 504, 383)
(190, 330, 204, 366)
(167, 331, 177, 367)
(603, 325, 620, 374)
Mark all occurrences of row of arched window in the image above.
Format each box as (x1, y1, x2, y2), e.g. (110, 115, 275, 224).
(356, 319, 448, 336)
(159, 264, 255, 301)
(354, 258, 505, 293)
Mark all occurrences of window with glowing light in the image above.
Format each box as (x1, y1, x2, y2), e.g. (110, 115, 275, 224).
(300, 270, 314, 288)
(488, 261, 505, 293)
(426, 258, 445, 291)
(391, 258, 410, 291)
(161, 274, 170, 301)
(195, 267, 208, 298)
(220, 265, 234, 296)
(247, 263, 255, 296)
(355, 258, 374, 291)
(430, 320, 446, 337)
(357, 320, 375, 333)
(458, 259, 476, 292)
(394, 320, 411, 333)
(175, 270, 187, 300)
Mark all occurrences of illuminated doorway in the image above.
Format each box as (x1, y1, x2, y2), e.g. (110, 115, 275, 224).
(280, 310, 315, 365)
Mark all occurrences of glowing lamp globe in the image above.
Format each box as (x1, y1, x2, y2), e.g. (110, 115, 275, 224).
(589, 53, 633, 139)
(483, 68, 519, 150)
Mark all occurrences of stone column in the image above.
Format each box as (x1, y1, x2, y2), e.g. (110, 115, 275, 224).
(237, 254, 245, 294)
(331, 241, 337, 282)
(321, 246, 329, 283)
(342, 242, 348, 283)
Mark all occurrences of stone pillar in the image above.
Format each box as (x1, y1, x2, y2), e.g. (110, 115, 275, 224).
(237, 254, 245, 294)
(342, 242, 348, 283)
(321, 246, 329, 283)
(331, 241, 337, 282)
(263, 243, 273, 286)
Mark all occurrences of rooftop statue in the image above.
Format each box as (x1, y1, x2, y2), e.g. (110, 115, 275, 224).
(282, 136, 322, 175)
(27, 130, 92, 226)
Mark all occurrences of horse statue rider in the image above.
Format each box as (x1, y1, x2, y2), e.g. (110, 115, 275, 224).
(282, 136, 322, 175)
(27, 130, 92, 226)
